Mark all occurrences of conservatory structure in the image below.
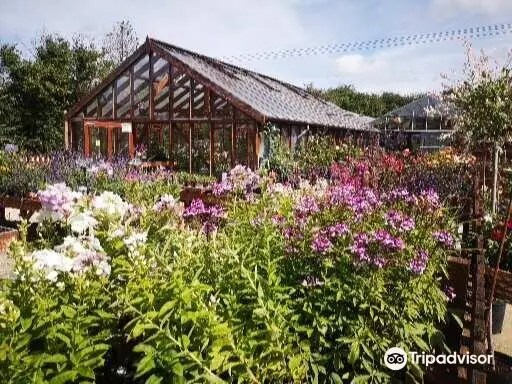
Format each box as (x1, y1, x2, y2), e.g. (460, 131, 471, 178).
(376, 94, 457, 152)
(65, 37, 376, 175)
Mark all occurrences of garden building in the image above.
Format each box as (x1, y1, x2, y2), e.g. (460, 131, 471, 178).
(65, 37, 376, 175)
(376, 94, 457, 152)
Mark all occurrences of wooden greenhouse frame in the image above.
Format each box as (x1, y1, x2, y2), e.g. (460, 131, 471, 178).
(66, 37, 376, 175)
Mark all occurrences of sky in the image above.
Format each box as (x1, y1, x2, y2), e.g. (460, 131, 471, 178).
(1, 0, 512, 95)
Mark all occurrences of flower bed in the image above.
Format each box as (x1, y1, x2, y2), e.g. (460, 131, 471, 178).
(0, 158, 459, 382)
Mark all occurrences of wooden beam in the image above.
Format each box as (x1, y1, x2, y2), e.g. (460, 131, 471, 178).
(67, 41, 149, 118)
(150, 42, 267, 124)
(149, 54, 154, 120)
(188, 123, 192, 173)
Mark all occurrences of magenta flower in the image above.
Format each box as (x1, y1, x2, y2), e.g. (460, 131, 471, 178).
(408, 250, 429, 274)
(433, 231, 454, 248)
(384, 210, 415, 232)
(311, 233, 333, 254)
(295, 196, 320, 216)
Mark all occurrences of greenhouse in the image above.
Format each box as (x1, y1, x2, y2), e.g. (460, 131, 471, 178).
(65, 37, 376, 175)
(376, 94, 457, 152)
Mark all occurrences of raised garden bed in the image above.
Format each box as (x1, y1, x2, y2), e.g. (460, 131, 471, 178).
(485, 267, 512, 305)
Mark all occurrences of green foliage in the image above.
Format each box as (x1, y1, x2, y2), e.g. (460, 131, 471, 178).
(305, 84, 421, 118)
(445, 44, 512, 148)
(0, 169, 454, 382)
(0, 35, 108, 152)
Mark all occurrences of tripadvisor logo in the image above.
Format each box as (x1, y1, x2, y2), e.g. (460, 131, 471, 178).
(384, 347, 407, 370)
(384, 347, 493, 370)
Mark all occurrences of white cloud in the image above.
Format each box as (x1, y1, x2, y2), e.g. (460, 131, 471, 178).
(430, 0, 512, 16)
(319, 35, 512, 95)
(335, 54, 384, 75)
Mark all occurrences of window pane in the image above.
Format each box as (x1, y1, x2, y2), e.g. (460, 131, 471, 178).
(116, 72, 131, 119)
(213, 123, 232, 177)
(191, 123, 210, 175)
(85, 99, 98, 118)
(71, 120, 84, 152)
(99, 86, 113, 118)
(172, 123, 190, 172)
(90, 127, 108, 158)
(153, 56, 170, 120)
(112, 129, 129, 158)
(172, 72, 191, 118)
(192, 83, 206, 118)
(134, 55, 150, 118)
(235, 124, 248, 166)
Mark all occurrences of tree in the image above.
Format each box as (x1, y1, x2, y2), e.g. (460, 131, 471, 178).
(445, 43, 512, 213)
(102, 20, 139, 68)
(0, 34, 108, 152)
(444, 43, 512, 148)
(305, 83, 420, 117)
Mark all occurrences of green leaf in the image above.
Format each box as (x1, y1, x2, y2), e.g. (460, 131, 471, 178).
(42, 354, 68, 365)
(135, 355, 156, 378)
(158, 301, 175, 317)
(49, 370, 78, 384)
(61, 306, 76, 318)
(181, 335, 190, 350)
(146, 374, 162, 384)
(330, 372, 343, 384)
(351, 375, 371, 384)
(348, 342, 360, 365)
(172, 362, 184, 377)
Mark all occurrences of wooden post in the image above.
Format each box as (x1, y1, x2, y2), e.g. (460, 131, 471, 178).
(130, 65, 135, 119)
(64, 111, 69, 150)
(149, 54, 154, 121)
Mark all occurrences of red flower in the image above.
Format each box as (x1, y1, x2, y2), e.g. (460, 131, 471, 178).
(492, 227, 505, 241)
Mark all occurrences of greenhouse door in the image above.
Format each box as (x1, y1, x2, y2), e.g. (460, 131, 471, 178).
(84, 121, 134, 159)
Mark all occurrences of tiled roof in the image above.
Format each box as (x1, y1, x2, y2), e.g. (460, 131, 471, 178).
(382, 94, 457, 118)
(152, 39, 376, 131)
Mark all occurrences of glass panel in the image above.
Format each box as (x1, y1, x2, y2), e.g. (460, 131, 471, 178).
(235, 123, 248, 166)
(192, 83, 206, 118)
(134, 123, 149, 151)
(99, 86, 113, 118)
(112, 128, 129, 158)
(85, 99, 98, 118)
(191, 123, 210, 175)
(147, 124, 169, 161)
(90, 127, 108, 158)
(172, 123, 190, 172)
(116, 72, 131, 119)
(71, 120, 84, 152)
(211, 93, 231, 118)
(153, 56, 170, 120)
(172, 72, 191, 118)
(134, 55, 150, 118)
(213, 123, 232, 177)
(246, 123, 256, 169)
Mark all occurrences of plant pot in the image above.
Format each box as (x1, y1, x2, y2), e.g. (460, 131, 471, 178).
(492, 299, 507, 335)
(0, 226, 19, 253)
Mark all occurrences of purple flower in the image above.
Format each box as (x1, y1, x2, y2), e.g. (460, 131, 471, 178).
(208, 205, 226, 219)
(212, 178, 233, 196)
(183, 199, 207, 218)
(323, 223, 349, 238)
(373, 230, 405, 250)
(408, 250, 429, 274)
(433, 230, 454, 248)
(295, 196, 320, 216)
(419, 189, 441, 209)
(384, 210, 415, 232)
(271, 214, 286, 226)
(311, 234, 333, 254)
(444, 284, 456, 302)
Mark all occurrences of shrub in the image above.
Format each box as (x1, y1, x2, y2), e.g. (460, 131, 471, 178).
(0, 172, 456, 383)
